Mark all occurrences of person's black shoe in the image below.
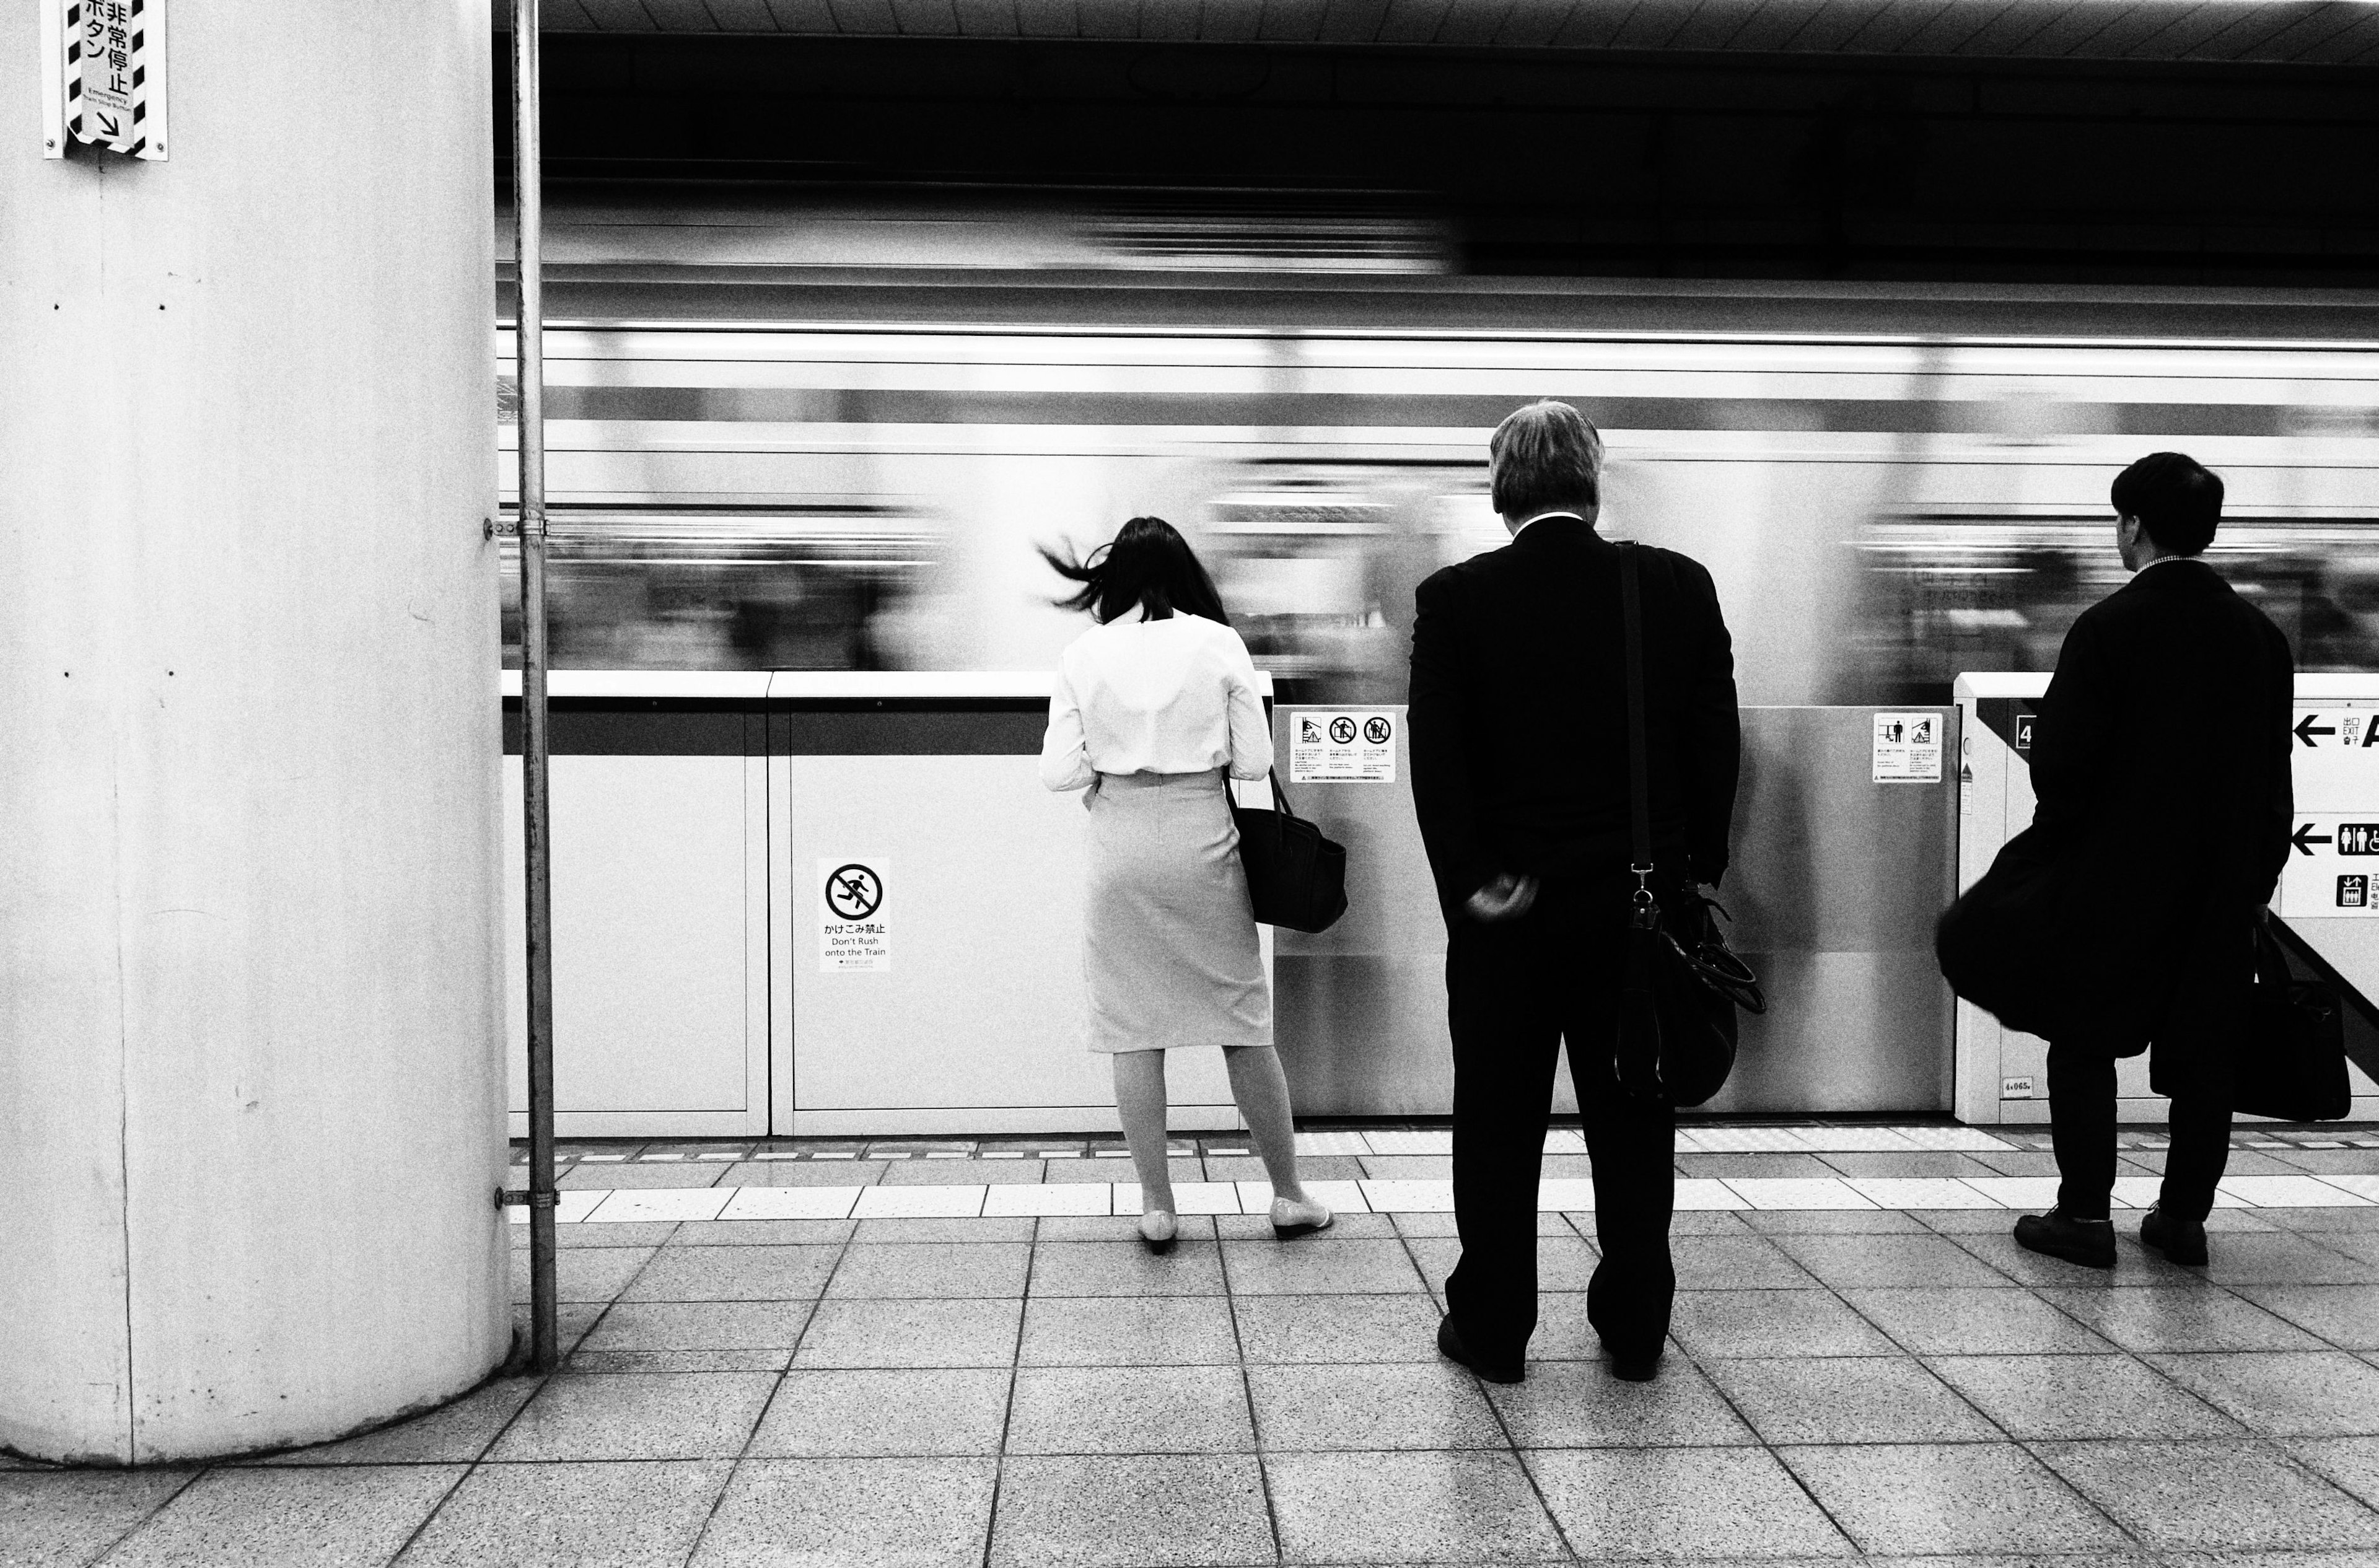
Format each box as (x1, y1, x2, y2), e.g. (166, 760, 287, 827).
(2140, 1203, 2209, 1267)
(2012, 1207, 2116, 1269)
(1436, 1315, 1524, 1385)
(1606, 1350, 1662, 1383)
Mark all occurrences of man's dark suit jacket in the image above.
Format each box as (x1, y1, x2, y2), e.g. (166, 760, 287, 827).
(1409, 517, 1740, 918)
(2027, 557, 2294, 1078)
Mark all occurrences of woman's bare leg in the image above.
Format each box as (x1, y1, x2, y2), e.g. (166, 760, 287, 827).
(1224, 1045, 1310, 1204)
(1111, 1049, 1175, 1215)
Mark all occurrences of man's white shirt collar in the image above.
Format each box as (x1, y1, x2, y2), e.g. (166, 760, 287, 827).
(1515, 510, 1585, 538)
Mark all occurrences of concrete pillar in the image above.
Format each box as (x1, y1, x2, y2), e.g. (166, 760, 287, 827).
(0, 4, 508, 1463)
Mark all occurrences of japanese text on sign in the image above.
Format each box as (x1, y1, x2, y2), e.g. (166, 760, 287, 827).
(1872, 712, 1943, 784)
(74, 0, 147, 154)
(1289, 711, 1396, 783)
(818, 858, 891, 971)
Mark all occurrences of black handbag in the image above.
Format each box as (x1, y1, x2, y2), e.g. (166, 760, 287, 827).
(1231, 769, 1349, 934)
(1614, 545, 1764, 1108)
(2236, 924, 2352, 1122)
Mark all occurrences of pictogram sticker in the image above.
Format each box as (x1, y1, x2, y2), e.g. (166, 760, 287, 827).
(1290, 709, 1397, 784)
(1873, 712, 1943, 784)
(2280, 818, 2379, 919)
(818, 858, 890, 971)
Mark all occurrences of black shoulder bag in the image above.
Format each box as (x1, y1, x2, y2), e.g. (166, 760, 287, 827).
(1615, 545, 1764, 1107)
(1232, 770, 1349, 934)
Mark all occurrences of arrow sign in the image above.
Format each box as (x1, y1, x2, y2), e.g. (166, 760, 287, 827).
(2296, 714, 2336, 747)
(93, 111, 120, 139)
(2294, 823, 2334, 856)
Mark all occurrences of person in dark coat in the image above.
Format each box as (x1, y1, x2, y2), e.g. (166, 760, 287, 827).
(2013, 452, 2294, 1270)
(1409, 400, 1740, 1382)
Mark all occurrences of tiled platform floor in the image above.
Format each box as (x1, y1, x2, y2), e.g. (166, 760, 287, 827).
(521, 1123, 2379, 1225)
(11, 1124, 2379, 1567)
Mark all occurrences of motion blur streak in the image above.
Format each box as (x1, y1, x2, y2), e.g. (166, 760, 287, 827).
(496, 214, 2379, 703)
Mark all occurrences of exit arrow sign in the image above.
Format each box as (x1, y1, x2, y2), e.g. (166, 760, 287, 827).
(2297, 714, 2337, 747)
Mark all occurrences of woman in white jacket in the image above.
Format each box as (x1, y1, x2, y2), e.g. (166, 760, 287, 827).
(1040, 517, 1331, 1253)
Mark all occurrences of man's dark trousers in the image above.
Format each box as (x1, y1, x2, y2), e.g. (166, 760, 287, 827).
(1445, 876, 1676, 1372)
(2047, 1046, 2233, 1222)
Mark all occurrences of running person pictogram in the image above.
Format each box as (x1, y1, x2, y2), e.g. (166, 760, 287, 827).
(825, 863, 883, 921)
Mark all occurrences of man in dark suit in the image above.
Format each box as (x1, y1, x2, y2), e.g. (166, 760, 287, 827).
(1409, 400, 1740, 1382)
(2015, 452, 2294, 1271)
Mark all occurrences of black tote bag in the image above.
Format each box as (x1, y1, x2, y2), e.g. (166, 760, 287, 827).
(1613, 545, 1764, 1108)
(2236, 925, 2352, 1123)
(1231, 771, 1349, 934)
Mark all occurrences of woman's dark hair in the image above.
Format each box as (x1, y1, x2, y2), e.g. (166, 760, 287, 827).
(1041, 516, 1231, 626)
(2111, 452, 2223, 556)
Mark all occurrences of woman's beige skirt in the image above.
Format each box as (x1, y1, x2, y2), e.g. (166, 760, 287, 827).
(1082, 769, 1272, 1053)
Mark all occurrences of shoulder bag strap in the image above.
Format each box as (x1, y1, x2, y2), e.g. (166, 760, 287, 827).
(1618, 545, 1655, 897)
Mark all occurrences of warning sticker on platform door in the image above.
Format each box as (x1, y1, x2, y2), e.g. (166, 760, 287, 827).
(818, 859, 890, 971)
(1289, 711, 1396, 783)
(1872, 712, 1943, 784)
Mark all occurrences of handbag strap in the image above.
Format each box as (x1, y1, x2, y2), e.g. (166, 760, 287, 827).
(1618, 545, 1655, 901)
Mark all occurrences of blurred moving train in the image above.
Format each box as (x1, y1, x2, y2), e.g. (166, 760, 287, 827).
(500, 193, 2379, 704)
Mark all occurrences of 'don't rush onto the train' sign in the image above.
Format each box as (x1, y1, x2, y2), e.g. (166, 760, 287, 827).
(818, 858, 891, 971)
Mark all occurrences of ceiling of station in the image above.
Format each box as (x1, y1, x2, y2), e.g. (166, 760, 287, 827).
(520, 0, 2379, 66)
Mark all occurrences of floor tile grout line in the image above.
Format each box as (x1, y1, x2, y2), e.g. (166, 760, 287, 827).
(79, 1464, 208, 1567)
(1669, 1326, 1863, 1557)
(976, 1219, 1038, 1568)
(1377, 1203, 1590, 1561)
(1795, 1222, 2295, 1466)
(664, 1218, 856, 1567)
(2011, 1428, 2379, 1540)
(1787, 1235, 2205, 1554)
(1728, 1224, 2160, 1551)
(383, 1218, 667, 1563)
(1223, 1224, 1293, 1563)
(383, 1329, 570, 1568)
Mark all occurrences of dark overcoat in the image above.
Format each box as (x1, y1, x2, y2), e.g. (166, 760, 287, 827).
(1964, 558, 2294, 1093)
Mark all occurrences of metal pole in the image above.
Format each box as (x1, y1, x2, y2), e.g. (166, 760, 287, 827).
(512, 0, 559, 1375)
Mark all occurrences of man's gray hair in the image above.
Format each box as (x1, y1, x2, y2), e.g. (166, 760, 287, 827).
(1489, 400, 1603, 520)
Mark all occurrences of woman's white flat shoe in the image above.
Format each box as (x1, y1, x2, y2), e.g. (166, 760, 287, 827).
(1270, 1195, 1334, 1240)
(1138, 1209, 1179, 1255)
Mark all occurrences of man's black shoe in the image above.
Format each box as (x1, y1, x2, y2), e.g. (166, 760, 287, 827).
(2013, 1207, 2116, 1269)
(2140, 1203, 2209, 1266)
(1436, 1315, 1524, 1385)
(1607, 1351, 1661, 1383)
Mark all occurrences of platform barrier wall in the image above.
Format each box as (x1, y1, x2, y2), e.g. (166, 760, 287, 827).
(1954, 673, 2379, 1124)
(501, 673, 1252, 1138)
(504, 677, 1981, 1134)
(1271, 704, 1960, 1119)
